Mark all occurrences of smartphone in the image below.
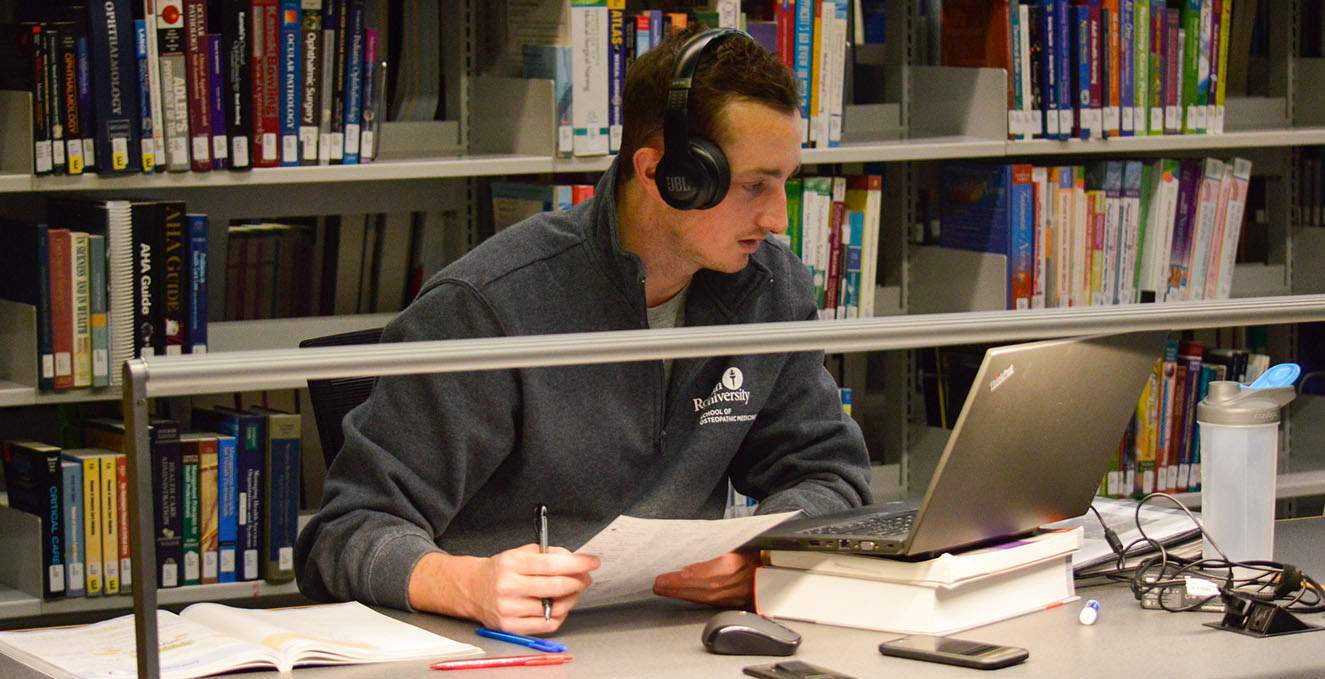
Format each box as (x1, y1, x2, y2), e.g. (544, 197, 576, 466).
(878, 635, 1029, 670)
(743, 660, 859, 679)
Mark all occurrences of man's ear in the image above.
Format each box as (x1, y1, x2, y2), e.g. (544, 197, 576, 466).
(632, 144, 666, 205)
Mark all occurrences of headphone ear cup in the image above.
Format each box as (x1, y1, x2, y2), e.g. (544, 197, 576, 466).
(686, 138, 730, 210)
(655, 152, 703, 211)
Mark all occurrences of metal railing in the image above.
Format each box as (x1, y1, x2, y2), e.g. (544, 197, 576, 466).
(121, 295, 1325, 677)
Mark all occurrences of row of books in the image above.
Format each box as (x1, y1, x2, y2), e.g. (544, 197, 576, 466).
(0, 199, 209, 392)
(937, 156, 1251, 310)
(526, 1, 853, 158)
(782, 174, 883, 320)
(1104, 339, 1271, 498)
(221, 210, 454, 321)
(1293, 146, 1325, 228)
(0, 406, 299, 600)
(753, 527, 1082, 635)
(3, 0, 386, 176)
(489, 181, 596, 232)
(943, 0, 1249, 140)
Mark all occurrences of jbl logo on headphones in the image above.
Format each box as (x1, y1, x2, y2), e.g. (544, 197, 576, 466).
(665, 175, 693, 194)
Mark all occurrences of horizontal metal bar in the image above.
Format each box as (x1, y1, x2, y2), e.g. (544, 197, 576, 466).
(133, 295, 1325, 398)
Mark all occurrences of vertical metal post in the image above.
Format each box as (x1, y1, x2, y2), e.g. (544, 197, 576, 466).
(123, 359, 159, 679)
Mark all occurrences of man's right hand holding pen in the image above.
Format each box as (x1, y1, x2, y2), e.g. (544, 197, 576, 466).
(407, 546, 600, 634)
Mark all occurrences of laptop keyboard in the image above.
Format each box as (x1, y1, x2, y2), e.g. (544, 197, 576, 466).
(801, 510, 917, 538)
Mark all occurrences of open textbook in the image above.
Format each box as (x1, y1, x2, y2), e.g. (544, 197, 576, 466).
(0, 601, 483, 679)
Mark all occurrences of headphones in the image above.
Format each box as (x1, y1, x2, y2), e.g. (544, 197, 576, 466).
(655, 28, 748, 211)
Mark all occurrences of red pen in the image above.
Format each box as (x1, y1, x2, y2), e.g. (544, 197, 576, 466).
(430, 652, 574, 670)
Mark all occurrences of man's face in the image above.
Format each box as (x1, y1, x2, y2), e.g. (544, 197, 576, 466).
(664, 100, 801, 275)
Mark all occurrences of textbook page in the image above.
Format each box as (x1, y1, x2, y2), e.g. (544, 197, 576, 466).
(574, 511, 798, 607)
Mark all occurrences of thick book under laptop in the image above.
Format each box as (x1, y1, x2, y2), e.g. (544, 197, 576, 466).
(745, 331, 1168, 559)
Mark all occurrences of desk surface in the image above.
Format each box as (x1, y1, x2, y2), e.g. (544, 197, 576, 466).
(4, 517, 1324, 679)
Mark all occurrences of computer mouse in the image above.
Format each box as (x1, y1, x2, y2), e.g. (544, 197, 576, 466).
(701, 610, 801, 656)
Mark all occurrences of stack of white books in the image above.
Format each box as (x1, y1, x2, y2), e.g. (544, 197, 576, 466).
(753, 527, 1083, 636)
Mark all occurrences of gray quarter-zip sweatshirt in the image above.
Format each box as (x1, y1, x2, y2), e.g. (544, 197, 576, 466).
(294, 164, 873, 610)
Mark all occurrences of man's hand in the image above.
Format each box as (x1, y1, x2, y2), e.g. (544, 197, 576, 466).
(408, 545, 600, 634)
(652, 550, 762, 608)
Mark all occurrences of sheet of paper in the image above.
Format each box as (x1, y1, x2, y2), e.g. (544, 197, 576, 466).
(574, 511, 799, 606)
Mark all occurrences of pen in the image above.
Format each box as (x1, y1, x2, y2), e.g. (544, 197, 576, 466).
(476, 628, 568, 653)
(431, 653, 573, 670)
(536, 503, 551, 622)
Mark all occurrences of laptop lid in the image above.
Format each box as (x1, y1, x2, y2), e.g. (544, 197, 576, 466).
(747, 331, 1169, 557)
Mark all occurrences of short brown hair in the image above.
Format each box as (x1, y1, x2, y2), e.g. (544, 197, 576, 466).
(617, 25, 799, 181)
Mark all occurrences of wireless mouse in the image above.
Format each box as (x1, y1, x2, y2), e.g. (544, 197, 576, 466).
(701, 610, 801, 656)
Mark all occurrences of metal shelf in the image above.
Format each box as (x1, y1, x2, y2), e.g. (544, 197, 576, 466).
(1006, 127, 1325, 157)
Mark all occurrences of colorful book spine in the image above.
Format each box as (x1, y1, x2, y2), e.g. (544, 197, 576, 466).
(193, 408, 263, 581)
(195, 435, 220, 584)
(215, 433, 238, 583)
(298, 0, 323, 164)
(339, 0, 365, 164)
(180, 434, 201, 586)
(1119, 0, 1135, 135)
(48, 229, 73, 390)
(1133, 0, 1149, 135)
(156, 0, 191, 171)
(1165, 159, 1202, 301)
(222, 0, 252, 169)
(99, 452, 119, 594)
(61, 459, 85, 597)
(61, 451, 101, 595)
(115, 452, 130, 592)
(206, 34, 229, 170)
(793, 0, 814, 145)
(607, 0, 625, 153)
(183, 0, 212, 171)
(1148, 0, 1164, 135)
(133, 19, 157, 172)
(88, 233, 109, 388)
(70, 232, 92, 387)
(252, 407, 300, 582)
(141, 0, 166, 169)
(162, 202, 187, 355)
(321, 0, 346, 164)
(571, 0, 609, 156)
(186, 214, 208, 353)
(359, 27, 378, 161)
(278, 0, 301, 165)
(252, 0, 281, 167)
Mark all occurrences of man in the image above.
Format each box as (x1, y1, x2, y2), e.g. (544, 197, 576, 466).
(295, 26, 872, 634)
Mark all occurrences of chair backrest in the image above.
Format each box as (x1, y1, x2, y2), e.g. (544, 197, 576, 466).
(299, 327, 385, 468)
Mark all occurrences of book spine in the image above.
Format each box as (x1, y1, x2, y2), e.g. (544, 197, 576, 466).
(183, 0, 212, 170)
(21, 25, 53, 174)
(1041, 2, 1059, 139)
(238, 416, 264, 581)
(1120, 0, 1134, 135)
(1119, 160, 1143, 304)
(1088, 1, 1103, 139)
(572, 0, 609, 156)
(181, 439, 201, 586)
(252, 0, 281, 167)
(130, 203, 156, 357)
(1009, 164, 1035, 310)
(1148, 0, 1164, 134)
(133, 19, 158, 172)
(827, 0, 848, 146)
(44, 25, 68, 175)
(1072, 5, 1090, 138)
(1165, 159, 1201, 301)
(278, 0, 301, 165)
(1180, 0, 1200, 133)
(153, 419, 183, 588)
(61, 460, 85, 597)
(324, 0, 347, 164)
(66, 456, 101, 595)
(198, 437, 220, 584)
(116, 453, 131, 592)
(1213, 157, 1251, 300)
(298, 0, 322, 164)
(162, 202, 187, 354)
(57, 27, 87, 173)
(216, 433, 238, 582)
(844, 210, 863, 318)
(48, 229, 74, 390)
(339, 0, 364, 164)
(359, 27, 377, 162)
(186, 214, 208, 353)
(222, 0, 252, 169)
(1133, 0, 1149, 135)
(71, 232, 92, 387)
(262, 413, 300, 582)
(1164, 8, 1180, 132)
(1212, 0, 1230, 133)
(1186, 157, 1225, 300)
(205, 34, 229, 169)
(1031, 166, 1049, 307)
(156, 0, 191, 170)
(1, 442, 65, 599)
(141, 0, 165, 169)
(793, 0, 813, 145)
(607, 0, 625, 153)
(100, 454, 119, 594)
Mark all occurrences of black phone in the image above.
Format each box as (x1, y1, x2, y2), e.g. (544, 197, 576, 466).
(878, 635, 1029, 670)
(743, 660, 859, 679)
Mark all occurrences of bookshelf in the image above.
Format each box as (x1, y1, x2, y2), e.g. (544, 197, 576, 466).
(0, 0, 1322, 656)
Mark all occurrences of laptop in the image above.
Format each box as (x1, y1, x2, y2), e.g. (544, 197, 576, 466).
(745, 330, 1169, 559)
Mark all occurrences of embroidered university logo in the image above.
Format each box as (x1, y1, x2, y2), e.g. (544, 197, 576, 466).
(694, 367, 755, 426)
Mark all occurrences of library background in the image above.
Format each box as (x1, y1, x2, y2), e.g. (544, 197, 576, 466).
(0, 0, 1322, 640)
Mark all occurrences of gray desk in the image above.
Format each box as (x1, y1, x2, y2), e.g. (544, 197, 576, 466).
(4, 518, 1324, 678)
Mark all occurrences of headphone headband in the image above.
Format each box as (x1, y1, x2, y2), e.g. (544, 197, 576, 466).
(657, 28, 749, 211)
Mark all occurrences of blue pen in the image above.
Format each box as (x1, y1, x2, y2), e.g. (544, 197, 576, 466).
(476, 628, 569, 653)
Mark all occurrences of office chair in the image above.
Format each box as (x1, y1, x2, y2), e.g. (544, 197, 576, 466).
(299, 327, 385, 468)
